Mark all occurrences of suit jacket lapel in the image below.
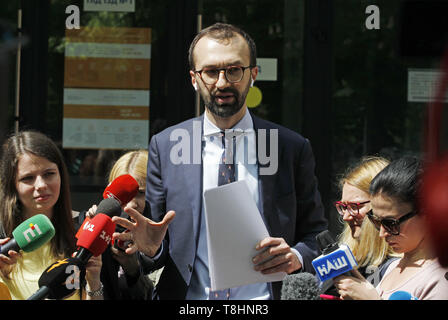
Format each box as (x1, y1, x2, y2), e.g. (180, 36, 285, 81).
(251, 113, 278, 235)
(182, 115, 204, 248)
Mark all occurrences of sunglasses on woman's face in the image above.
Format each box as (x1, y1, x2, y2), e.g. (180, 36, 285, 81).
(366, 209, 418, 235)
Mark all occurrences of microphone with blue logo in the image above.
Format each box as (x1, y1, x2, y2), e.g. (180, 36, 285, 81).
(312, 230, 358, 286)
(389, 291, 418, 300)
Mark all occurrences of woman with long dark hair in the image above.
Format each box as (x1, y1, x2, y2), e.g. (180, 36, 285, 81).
(0, 131, 102, 300)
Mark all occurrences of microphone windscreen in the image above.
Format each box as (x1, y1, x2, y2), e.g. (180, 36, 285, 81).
(76, 213, 115, 257)
(281, 272, 320, 300)
(316, 230, 338, 254)
(389, 291, 418, 300)
(96, 197, 122, 218)
(420, 157, 448, 267)
(103, 174, 139, 205)
(38, 257, 85, 300)
(12, 214, 55, 252)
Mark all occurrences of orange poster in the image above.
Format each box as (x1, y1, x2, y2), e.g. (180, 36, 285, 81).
(63, 27, 151, 149)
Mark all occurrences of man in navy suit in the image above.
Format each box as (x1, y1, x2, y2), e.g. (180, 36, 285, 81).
(113, 23, 328, 300)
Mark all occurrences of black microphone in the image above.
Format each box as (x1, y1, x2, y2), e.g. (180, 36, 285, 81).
(28, 257, 86, 300)
(280, 272, 321, 300)
(96, 197, 122, 218)
(316, 230, 339, 253)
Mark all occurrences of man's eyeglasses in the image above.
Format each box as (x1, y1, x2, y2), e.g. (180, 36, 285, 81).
(366, 209, 418, 235)
(194, 65, 254, 85)
(335, 200, 370, 217)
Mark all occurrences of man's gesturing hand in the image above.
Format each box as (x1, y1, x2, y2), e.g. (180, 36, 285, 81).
(112, 206, 175, 258)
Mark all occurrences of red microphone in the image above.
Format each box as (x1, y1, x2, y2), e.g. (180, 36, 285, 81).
(103, 174, 139, 206)
(74, 213, 116, 264)
(74, 174, 139, 249)
(75, 197, 121, 239)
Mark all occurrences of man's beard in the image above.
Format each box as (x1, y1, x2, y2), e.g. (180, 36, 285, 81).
(203, 86, 249, 118)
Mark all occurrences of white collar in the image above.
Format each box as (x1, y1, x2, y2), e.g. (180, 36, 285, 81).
(203, 108, 254, 137)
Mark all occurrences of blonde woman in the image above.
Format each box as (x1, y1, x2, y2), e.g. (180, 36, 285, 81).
(85, 150, 154, 299)
(335, 156, 400, 285)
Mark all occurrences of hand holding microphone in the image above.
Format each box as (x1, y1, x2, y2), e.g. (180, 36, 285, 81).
(333, 268, 380, 300)
(312, 230, 358, 283)
(27, 210, 114, 300)
(85, 174, 139, 252)
(0, 214, 55, 256)
(74, 199, 119, 264)
(0, 238, 20, 276)
(312, 230, 357, 299)
(27, 200, 119, 300)
(312, 231, 381, 300)
(1, 214, 55, 276)
(74, 185, 133, 262)
(66, 174, 139, 297)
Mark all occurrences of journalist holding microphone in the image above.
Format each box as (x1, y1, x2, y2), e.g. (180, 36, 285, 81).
(333, 156, 448, 300)
(315, 156, 400, 299)
(335, 156, 400, 283)
(83, 150, 154, 299)
(0, 131, 102, 300)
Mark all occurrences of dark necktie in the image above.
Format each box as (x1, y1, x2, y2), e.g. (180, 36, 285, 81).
(218, 130, 235, 186)
(211, 131, 235, 299)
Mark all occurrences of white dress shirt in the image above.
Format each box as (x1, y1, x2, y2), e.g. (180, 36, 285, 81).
(186, 109, 271, 300)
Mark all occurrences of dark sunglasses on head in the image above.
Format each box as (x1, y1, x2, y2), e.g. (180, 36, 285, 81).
(366, 209, 418, 235)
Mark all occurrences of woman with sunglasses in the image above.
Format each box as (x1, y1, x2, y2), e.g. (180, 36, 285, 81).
(334, 156, 399, 285)
(334, 156, 448, 300)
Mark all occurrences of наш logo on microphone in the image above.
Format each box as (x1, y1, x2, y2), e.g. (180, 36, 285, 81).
(312, 244, 358, 282)
(316, 255, 349, 277)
